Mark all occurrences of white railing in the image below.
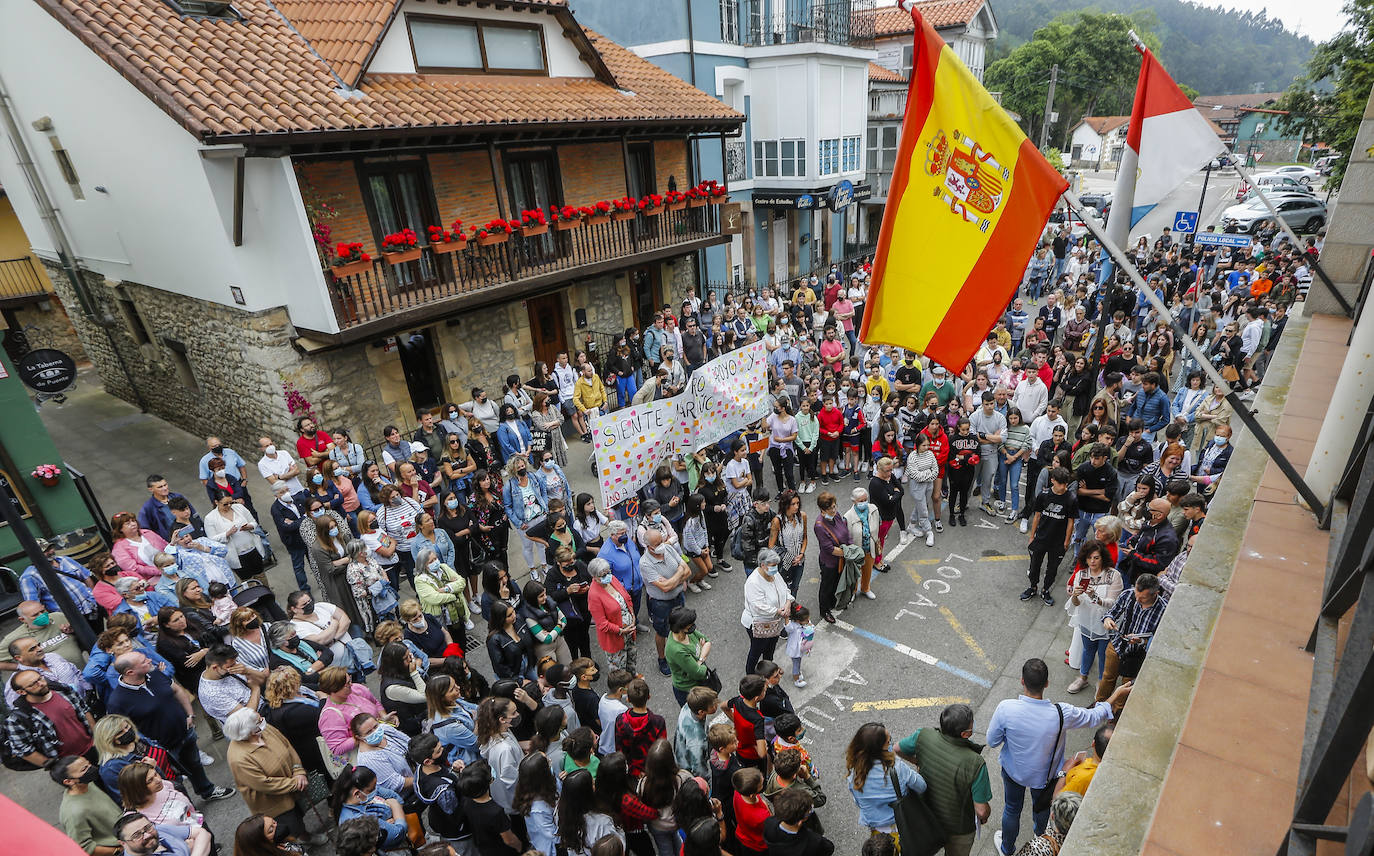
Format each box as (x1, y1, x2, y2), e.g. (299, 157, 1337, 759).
(869, 89, 905, 118)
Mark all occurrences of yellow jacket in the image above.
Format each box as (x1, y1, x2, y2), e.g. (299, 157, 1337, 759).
(574, 375, 607, 413)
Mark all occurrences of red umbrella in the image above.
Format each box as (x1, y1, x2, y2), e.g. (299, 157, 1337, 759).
(0, 792, 88, 856)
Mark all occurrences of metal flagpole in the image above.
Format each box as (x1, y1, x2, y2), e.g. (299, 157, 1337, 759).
(1227, 159, 1354, 316)
(1062, 187, 1327, 520)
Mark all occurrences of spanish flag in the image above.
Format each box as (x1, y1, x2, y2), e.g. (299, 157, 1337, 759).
(860, 8, 1067, 371)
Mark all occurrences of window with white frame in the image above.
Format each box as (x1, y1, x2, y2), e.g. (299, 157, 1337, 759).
(901, 44, 913, 77)
(866, 126, 899, 173)
(818, 139, 839, 176)
(720, 0, 740, 43)
(841, 136, 861, 172)
(753, 139, 805, 178)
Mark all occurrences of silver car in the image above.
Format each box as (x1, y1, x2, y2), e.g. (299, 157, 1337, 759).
(1221, 196, 1327, 234)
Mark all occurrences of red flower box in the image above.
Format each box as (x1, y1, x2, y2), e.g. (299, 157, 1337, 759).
(432, 237, 467, 255)
(476, 231, 509, 246)
(381, 228, 420, 263)
(611, 210, 637, 221)
(383, 248, 422, 264)
(331, 241, 372, 277)
(522, 223, 550, 237)
(428, 222, 467, 253)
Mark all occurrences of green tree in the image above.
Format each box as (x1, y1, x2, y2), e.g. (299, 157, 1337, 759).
(1275, 0, 1374, 188)
(986, 12, 1161, 148)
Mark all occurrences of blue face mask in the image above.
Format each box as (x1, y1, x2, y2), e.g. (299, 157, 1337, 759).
(362, 728, 386, 746)
(312, 474, 324, 485)
(542, 460, 554, 470)
(704, 474, 717, 483)
(428, 561, 441, 573)
(133, 593, 148, 603)
(311, 509, 325, 518)
(652, 513, 663, 524)
(328, 528, 339, 538)
(599, 573, 614, 586)
(855, 501, 868, 512)
(1214, 435, 1229, 446)
(445, 499, 459, 510)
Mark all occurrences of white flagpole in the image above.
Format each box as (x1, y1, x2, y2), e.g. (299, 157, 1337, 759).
(1061, 187, 1327, 517)
(1227, 158, 1354, 315)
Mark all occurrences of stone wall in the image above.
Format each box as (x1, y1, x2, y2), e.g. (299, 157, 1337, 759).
(10, 294, 87, 362)
(668, 254, 697, 302)
(432, 300, 536, 404)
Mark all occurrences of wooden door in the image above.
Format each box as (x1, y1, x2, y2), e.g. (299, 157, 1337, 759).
(526, 293, 568, 370)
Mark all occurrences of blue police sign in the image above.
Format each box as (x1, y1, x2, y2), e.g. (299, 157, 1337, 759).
(1172, 211, 1199, 234)
(1192, 232, 1252, 248)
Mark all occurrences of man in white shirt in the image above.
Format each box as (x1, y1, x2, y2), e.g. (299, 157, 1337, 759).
(256, 436, 303, 495)
(1011, 372, 1048, 424)
(598, 669, 632, 754)
(198, 646, 262, 725)
(1027, 401, 1068, 453)
(1239, 304, 1265, 397)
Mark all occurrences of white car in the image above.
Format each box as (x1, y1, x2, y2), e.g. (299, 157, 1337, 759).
(1268, 164, 1321, 185)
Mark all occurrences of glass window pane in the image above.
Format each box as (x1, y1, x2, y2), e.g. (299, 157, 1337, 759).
(765, 140, 778, 161)
(781, 156, 794, 177)
(883, 127, 898, 147)
(867, 127, 877, 147)
(483, 25, 544, 72)
(781, 141, 794, 159)
(409, 19, 481, 69)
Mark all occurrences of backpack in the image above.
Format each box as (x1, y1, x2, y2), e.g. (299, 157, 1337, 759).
(730, 525, 745, 560)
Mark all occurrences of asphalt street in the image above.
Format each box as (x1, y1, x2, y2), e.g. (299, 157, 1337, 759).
(0, 169, 1240, 854)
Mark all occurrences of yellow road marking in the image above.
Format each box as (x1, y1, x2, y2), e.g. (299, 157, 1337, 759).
(852, 696, 973, 712)
(940, 606, 999, 672)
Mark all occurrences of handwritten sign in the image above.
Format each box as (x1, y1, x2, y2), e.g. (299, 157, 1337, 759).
(591, 342, 771, 507)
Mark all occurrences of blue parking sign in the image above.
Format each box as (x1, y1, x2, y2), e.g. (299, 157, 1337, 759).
(1173, 211, 1198, 234)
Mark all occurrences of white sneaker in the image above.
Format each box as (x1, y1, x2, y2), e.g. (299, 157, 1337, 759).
(698, 580, 712, 590)
(994, 830, 1007, 856)
(806, 481, 816, 494)
(900, 532, 914, 545)
(465, 618, 475, 630)
(1019, 519, 1029, 534)
(862, 590, 876, 600)
(793, 674, 807, 688)
(687, 582, 703, 594)
(925, 531, 935, 547)
(199, 751, 215, 766)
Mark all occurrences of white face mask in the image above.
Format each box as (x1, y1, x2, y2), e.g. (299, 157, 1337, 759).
(264, 445, 277, 456)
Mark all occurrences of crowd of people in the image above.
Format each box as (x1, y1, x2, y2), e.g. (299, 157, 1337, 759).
(0, 213, 1307, 856)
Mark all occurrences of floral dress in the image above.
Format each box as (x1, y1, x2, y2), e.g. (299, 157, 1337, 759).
(346, 555, 387, 634)
(532, 408, 569, 468)
(471, 497, 509, 561)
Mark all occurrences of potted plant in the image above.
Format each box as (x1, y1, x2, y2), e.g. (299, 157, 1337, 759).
(428, 220, 467, 254)
(520, 208, 550, 237)
(472, 218, 515, 246)
(381, 228, 421, 264)
(584, 201, 612, 226)
(664, 190, 688, 212)
(686, 185, 708, 208)
(31, 463, 62, 487)
(639, 193, 665, 216)
(549, 205, 582, 232)
(331, 242, 372, 277)
(611, 197, 638, 221)
(703, 180, 728, 204)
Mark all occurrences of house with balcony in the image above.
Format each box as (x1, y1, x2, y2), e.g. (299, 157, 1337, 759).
(0, 0, 742, 448)
(1195, 92, 1299, 162)
(573, 0, 876, 287)
(0, 187, 85, 364)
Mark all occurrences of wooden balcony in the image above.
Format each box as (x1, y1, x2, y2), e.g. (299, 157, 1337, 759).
(0, 257, 51, 308)
(308, 204, 726, 344)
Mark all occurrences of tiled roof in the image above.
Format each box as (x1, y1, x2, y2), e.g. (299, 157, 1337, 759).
(874, 0, 984, 35)
(270, 0, 398, 86)
(867, 61, 905, 83)
(33, 0, 741, 142)
(1078, 116, 1130, 136)
(1194, 93, 1286, 123)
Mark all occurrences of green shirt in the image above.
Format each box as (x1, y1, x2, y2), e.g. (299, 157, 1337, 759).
(563, 753, 600, 777)
(919, 380, 956, 408)
(898, 728, 993, 802)
(664, 631, 710, 690)
(60, 787, 123, 854)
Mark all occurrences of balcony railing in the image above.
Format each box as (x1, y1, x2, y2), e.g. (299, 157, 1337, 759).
(865, 169, 894, 200)
(869, 88, 906, 119)
(723, 0, 876, 48)
(0, 257, 49, 305)
(326, 204, 723, 332)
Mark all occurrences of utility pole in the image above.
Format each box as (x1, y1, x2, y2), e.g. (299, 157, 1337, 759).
(1188, 163, 1212, 246)
(1039, 64, 1059, 150)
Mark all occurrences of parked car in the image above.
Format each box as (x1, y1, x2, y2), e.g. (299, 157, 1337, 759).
(1315, 154, 1343, 176)
(1077, 191, 1112, 220)
(1269, 164, 1321, 185)
(1221, 196, 1327, 234)
(1045, 207, 1102, 241)
(1235, 173, 1305, 199)
(1239, 185, 1316, 203)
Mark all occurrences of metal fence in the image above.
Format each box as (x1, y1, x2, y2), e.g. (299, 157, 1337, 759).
(722, 0, 876, 48)
(1279, 391, 1374, 855)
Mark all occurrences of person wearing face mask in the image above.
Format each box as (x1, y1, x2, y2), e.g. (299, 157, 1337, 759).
(811, 492, 853, 624)
(113, 577, 177, 630)
(587, 557, 638, 675)
(304, 461, 346, 521)
(637, 528, 692, 677)
(265, 622, 330, 691)
(634, 497, 677, 552)
(414, 546, 471, 642)
(267, 482, 312, 594)
(843, 488, 882, 601)
(740, 548, 795, 675)
(920, 365, 957, 409)
(204, 492, 266, 583)
(1189, 422, 1233, 494)
(532, 450, 571, 509)
(256, 436, 304, 496)
(502, 452, 550, 575)
(496, 403, 534, 466)
(694, 462, 732, 573)
(223, 707, 323, 846)
(51, 753, 125, 856)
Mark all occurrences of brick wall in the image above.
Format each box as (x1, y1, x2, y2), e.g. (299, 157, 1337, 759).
(295, 161, 373, 258)
(654, 139, 690, 192)
(558, 142, 626, 206)
(429, 150, 503, 233)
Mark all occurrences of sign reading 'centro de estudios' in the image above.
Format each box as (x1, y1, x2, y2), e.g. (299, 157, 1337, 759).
(753, 183, 872, 211)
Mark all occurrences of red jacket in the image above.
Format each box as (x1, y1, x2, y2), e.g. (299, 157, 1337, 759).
(922, 426, 949, 474)
(588, 576, 634, 653)
(818, 406, 844, 441)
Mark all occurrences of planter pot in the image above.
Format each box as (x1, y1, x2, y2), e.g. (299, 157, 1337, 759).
(383, 248, 422, 264)
(641, 206, 664, 217)
(555, 219, 582, 231)
(611, 210, 637, 221)
(587, 214, 611, 226)
(332, 258, 373, 277)
(476, 232, 510, 246)
(666, 201, 688, 211)
(39, 475, 59, 487)
(688, 198, 708, 208)
(521, 224, 550, 237)
(708, 196, 726, 205)
(431, 239, 467, 255)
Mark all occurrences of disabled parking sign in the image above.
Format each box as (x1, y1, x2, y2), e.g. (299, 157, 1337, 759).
(1173, 211, 1198, 234)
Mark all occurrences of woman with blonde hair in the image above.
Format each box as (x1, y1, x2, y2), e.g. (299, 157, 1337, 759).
(227, 606, 271, 679)
(93, 714, 181, 796)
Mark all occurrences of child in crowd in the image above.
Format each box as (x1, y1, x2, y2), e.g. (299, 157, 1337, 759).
(675, 686, 720, 779)
(708, 722, 744, 832)
(762, 788, 833, 856)
(732, 767, 773, 856)
(208, 581, 235, 624)
(765, 748, 825, 834)
(597, 669, 633, 755)
(783, 605, 815, 688)
(770, 714, 817, 783)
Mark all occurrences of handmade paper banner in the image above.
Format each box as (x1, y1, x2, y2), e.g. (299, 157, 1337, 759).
(591, 341, 771, 507)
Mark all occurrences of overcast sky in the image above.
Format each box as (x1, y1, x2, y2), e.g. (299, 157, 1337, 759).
(1199, 0, 1350, 41)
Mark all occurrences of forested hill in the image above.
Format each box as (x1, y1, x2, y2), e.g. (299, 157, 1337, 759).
(990, 0, 1315, 93)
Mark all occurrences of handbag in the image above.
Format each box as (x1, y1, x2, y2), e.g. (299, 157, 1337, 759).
(1033, 702, 1065, 814)
(699, 667, 723, 693)
(888, 767, 947, 856)
(1220, 363, 1240, 383)
(751, 617, 783, 638)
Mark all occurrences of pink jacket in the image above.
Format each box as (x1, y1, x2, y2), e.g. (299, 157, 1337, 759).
(588, 576, 635, 654)
(113, 530, 168, 579)
(318, 684, 384, 756)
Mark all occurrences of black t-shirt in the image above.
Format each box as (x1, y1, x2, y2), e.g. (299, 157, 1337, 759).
(465, 798, 517, 856)
(1052, 235, 1069, 259)
(1117, 438, 1155, 475)
(1074, 461, 1118, 514)
(571, 686, 602, 735)
(1030, 489, 1077, 548)
(416, 768, 470, 840)
(894, 363, 922, 391)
